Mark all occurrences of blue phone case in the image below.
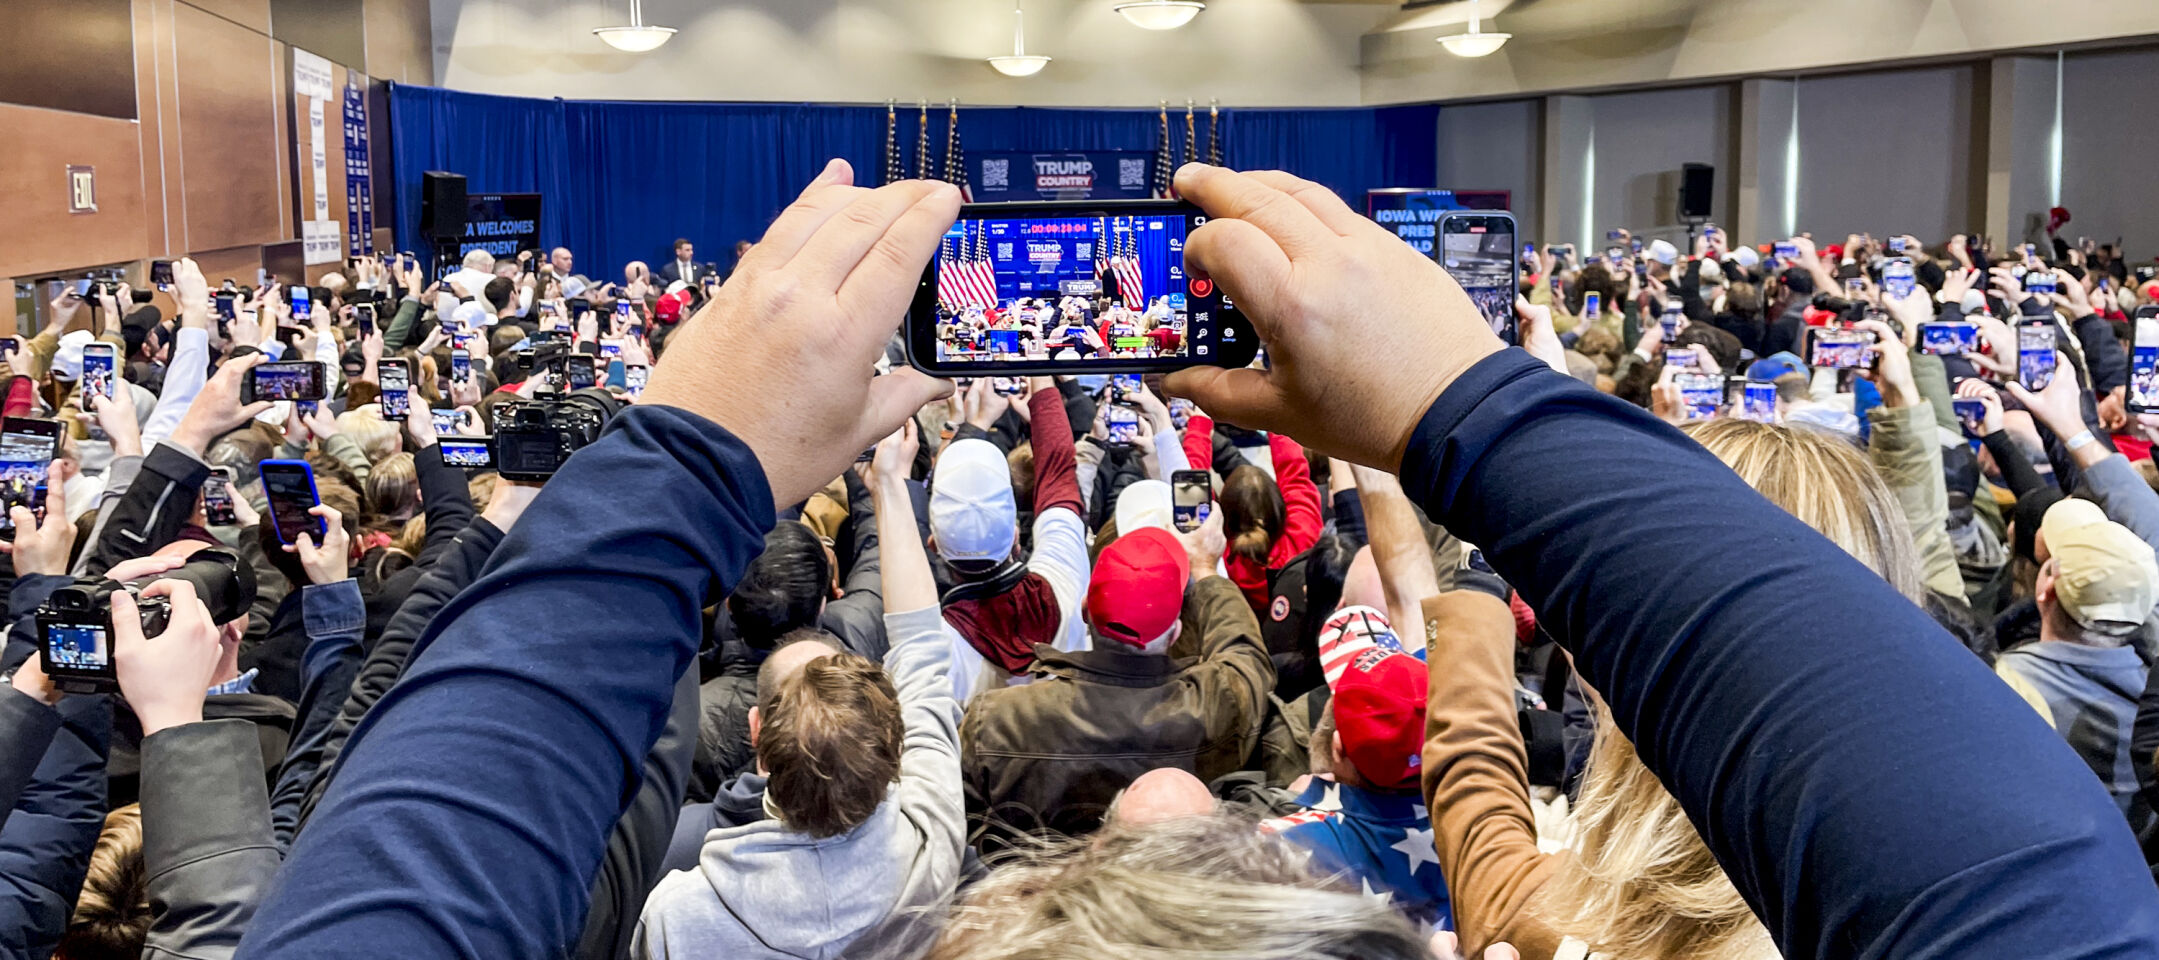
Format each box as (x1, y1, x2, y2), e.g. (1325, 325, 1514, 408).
(258, 458, 323, 543)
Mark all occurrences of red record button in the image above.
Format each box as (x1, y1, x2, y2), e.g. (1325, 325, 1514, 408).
(1190, 278, 1214, 297)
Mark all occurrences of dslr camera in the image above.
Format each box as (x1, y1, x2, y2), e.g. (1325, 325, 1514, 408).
(491, 388, 618, 482)
(37, 549, 254, 694)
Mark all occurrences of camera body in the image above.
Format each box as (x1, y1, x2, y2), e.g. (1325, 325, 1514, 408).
(37, 549, 252, 694)
(491, 390, 616, 482)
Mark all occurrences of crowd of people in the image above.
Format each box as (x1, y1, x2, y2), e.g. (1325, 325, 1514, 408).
(4, 157, 2159, 960)
(937, 295, 1185, 363)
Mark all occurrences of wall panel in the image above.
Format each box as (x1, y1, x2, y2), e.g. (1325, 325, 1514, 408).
(1793, 65, 1980, 245)
(0, 105, 151, 277)
(175, 2, 288, 252)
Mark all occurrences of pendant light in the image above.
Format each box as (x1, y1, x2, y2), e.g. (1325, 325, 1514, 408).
(1114, 0, 1206, 31)
(1437, 0, 1510, 58)
(594, 0, 677, 52)
(987, 4, 1051, 77)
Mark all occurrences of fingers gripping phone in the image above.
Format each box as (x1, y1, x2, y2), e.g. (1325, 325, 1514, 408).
(203, 467, 239, 526)
(1172, 469, 1211, 533)
(1437, 211, 1520, 347)
(81, 343, 117, 401)
(905, 200, 1258, 375)
(259, 459, 324, 546)
(0, 418, 60, 537)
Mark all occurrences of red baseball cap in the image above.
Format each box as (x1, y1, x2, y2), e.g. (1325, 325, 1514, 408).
(1332, 649, 1428, 790)
(1085, 527, 1190, 647)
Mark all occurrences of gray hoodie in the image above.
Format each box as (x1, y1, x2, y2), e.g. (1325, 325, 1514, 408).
(634, 606, 965, 960)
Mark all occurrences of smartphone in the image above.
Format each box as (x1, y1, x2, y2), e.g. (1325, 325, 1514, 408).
(1882, 257, 1916, 300)
(1438, 210, 1520, 347)
(1772, 240, 1798, 262)
(0, 418, 60, 537)
(450, 349, 472, 384)
(452, 331, 476, 354)
(598, 339, 624, 358)
(1110, 374, 1142, 405)
(1105, 407, 1140, 447)
(1740, 381, 1778, 423)
(296, 400, 319, 417)
(1675, 373, 1723, 421)
(2129, 307, 2159, 413)
(150, 259, 175, 288)
(432, 407, 464, 435)
(0, 337, 20, 357)
(202, 467, 239, 525)
(905, 200, 1257, 375)
(241, 361, 327, 404)
(216, 293, 237, 321)
(437, 437, 495, 470)
(80, 343, 116, 401)
(565, 354, 597, 391)
(1665, 347, 1698, 370)
(614, 299, 632, 320)
(259, 459, 323, 545)
(1582, 291, 1601, 319)
(990, 376, 1026, 396)
(2018, 323, 2057, 390)
(1660, 303, 1685, 341)
(625, 363, 649, 397)
(379, 358, 412, 419)
(1172, 468, 1211, 533)
(290, 285, 312, 318)
(606, 357, 626, 390)
(1811, 328, 1871, 370)
(1953, 398, 1990, 436)
(1888, 237, 1908, 254)
(2025, 270, 2059, 299)
(1918, 321, 1981, 357)
(355, 303, 377, 337)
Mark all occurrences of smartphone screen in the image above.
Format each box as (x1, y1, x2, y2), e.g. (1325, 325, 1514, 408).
(1172, 469, 1211, 533)
(451, 349, 471, 384)
(379, 359, 412, 419)
(2130, 309, 2159, 412)
(437, 438, 495, 470)
(625, 364, 648, 397)
(203, 472, 239, 525)
(1811, 329, 1870, 370)
(1773, 240, 1798, 261)
(247, 361, 327, 403)
(432, 407, 464, 435)
(2026, 270, 2059, 298)
(81, 344, 116, 401)
(1882, 257, 1916, 300)
(605, 358, 626, 390)
(1105, 407, 1140, 447)
(1582, 292, 1602, 319)
(1675, 373, 1723, 420)
(216, 293, 237, 320)
(1438, 211, 1519, 346)
(1919, 322, 1981, 357)
(290, 285, 311, 318)
(150, 260, 175, 287)
(1952, 398, 1989, 436)
(1741, 381, 1778, 423)
(1110, 374, 1142, 405)
(260, 459, 323, 545)
(0, 418, 59, 536)
(1665, 348, 1698, 370)
(2018, 324, 2057, 390)
(992, 376, 1026, 396)
(356, 303, 377, 338)
(907, 201, 1256, 375)
(565, 355, 597, 390)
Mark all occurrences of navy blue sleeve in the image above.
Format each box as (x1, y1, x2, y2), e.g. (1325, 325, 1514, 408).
(237, 405, 776, 960)
(1330, 487, 1366, 547)
(0, 692, 110, 959)
(1397, 350, 2159, 959)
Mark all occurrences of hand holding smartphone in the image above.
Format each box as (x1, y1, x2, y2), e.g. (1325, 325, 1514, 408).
(260, 459, 324, 545)
(0, 418, 60, 537)
(1172, 469, 1211, 533)
(379, 358, 412, 419)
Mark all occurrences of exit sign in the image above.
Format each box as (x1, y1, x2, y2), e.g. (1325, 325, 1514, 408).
(67, 165, 96, 213)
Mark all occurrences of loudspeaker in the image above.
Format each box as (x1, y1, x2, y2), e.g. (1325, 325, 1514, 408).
(1679, 163, 1715, 221)
(421, 171, 468, 240)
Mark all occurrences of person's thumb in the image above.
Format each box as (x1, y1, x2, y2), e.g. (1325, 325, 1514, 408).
(861, 369, 951, 449)
(2003, 381, 2036, 407)
(1162, 366, 1290, 435)
(1484, 944, 1521, 960)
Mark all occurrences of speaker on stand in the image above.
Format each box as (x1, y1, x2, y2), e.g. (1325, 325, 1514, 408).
(421, 171, 468, 278)
(1679, 163, 1714, 250)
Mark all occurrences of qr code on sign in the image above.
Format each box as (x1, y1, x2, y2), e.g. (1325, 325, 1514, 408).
(982, 159, 1010, 189)
(1119, 159, 1146, 189)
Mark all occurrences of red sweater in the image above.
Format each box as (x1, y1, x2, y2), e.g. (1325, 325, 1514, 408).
(1181, 415, 1323, 611)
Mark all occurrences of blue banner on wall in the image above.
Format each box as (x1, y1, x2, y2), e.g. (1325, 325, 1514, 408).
(342, 83, 374, 256)
(460, 193, 543, 259)
(1365, 189, 1512, 255)
(971, 151, 1156, 202)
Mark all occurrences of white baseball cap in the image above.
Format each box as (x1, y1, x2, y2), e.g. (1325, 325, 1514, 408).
(929, 439, 1017, 563)
(1115, 479, 1174, 536)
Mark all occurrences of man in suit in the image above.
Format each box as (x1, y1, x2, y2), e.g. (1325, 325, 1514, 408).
(657, 239, 712, 287)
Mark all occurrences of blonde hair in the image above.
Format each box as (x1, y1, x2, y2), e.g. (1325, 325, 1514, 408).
(1682, 419, 1926, 604)
(336, 406, 402, 463)
(58, 804, 151, 958)
(1534, 420, 1929, 959)
(364, 452, 420, 526)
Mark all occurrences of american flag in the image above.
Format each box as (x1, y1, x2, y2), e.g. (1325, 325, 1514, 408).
(914, 100, 931, 179)
(1184, 100, 1198, 170)
(1317, 606, 1411, 689)
(944, 223, 996, 310)
(883, 100, 902, 185)
(1152, 102, 1174, 199)
(1112, 221, 1146, 307)
(935, 233, 962, 310)
(1093, 217, 1108, 289)
(943, 100, 974, 202)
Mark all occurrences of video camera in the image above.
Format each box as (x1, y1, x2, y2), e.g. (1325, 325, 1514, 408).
(491, 388, 618, 482)
(37, 549, 255, 694)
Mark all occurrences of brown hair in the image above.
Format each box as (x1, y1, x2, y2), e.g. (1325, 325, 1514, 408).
(57, 804, 151, 960)
(364, 452, 420, 528)
(756, 651, 904, 838)
(1219, 464, 1284, 569)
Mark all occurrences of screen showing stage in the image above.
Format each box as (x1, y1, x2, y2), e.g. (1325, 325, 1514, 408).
(932, 213, 1203, 365)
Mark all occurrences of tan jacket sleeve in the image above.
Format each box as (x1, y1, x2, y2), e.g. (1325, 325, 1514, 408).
(1420, 591, 1564, 960)
(1180, 575, 1275, 781)
(1867, 398, 1964, 601)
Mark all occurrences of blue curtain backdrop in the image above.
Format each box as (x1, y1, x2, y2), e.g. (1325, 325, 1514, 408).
(387, 83, 1438, 277)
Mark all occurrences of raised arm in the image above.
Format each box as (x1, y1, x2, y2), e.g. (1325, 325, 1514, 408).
(1350, 464, 1441, 636)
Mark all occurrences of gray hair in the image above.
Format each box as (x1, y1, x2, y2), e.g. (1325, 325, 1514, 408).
(921, 813, 1429, 960)
(461, 248, 496, 271)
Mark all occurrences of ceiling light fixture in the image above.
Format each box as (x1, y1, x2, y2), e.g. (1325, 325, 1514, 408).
(1437, 0, 1510, 58)
(987, 4, 1051, 77)
(1114, 0, 1206, 31)
(594, 0, 676, 52)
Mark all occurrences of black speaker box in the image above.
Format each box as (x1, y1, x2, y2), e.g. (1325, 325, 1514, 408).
(1679, 163, 1715, 221)
(422, 171, 468, 240)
